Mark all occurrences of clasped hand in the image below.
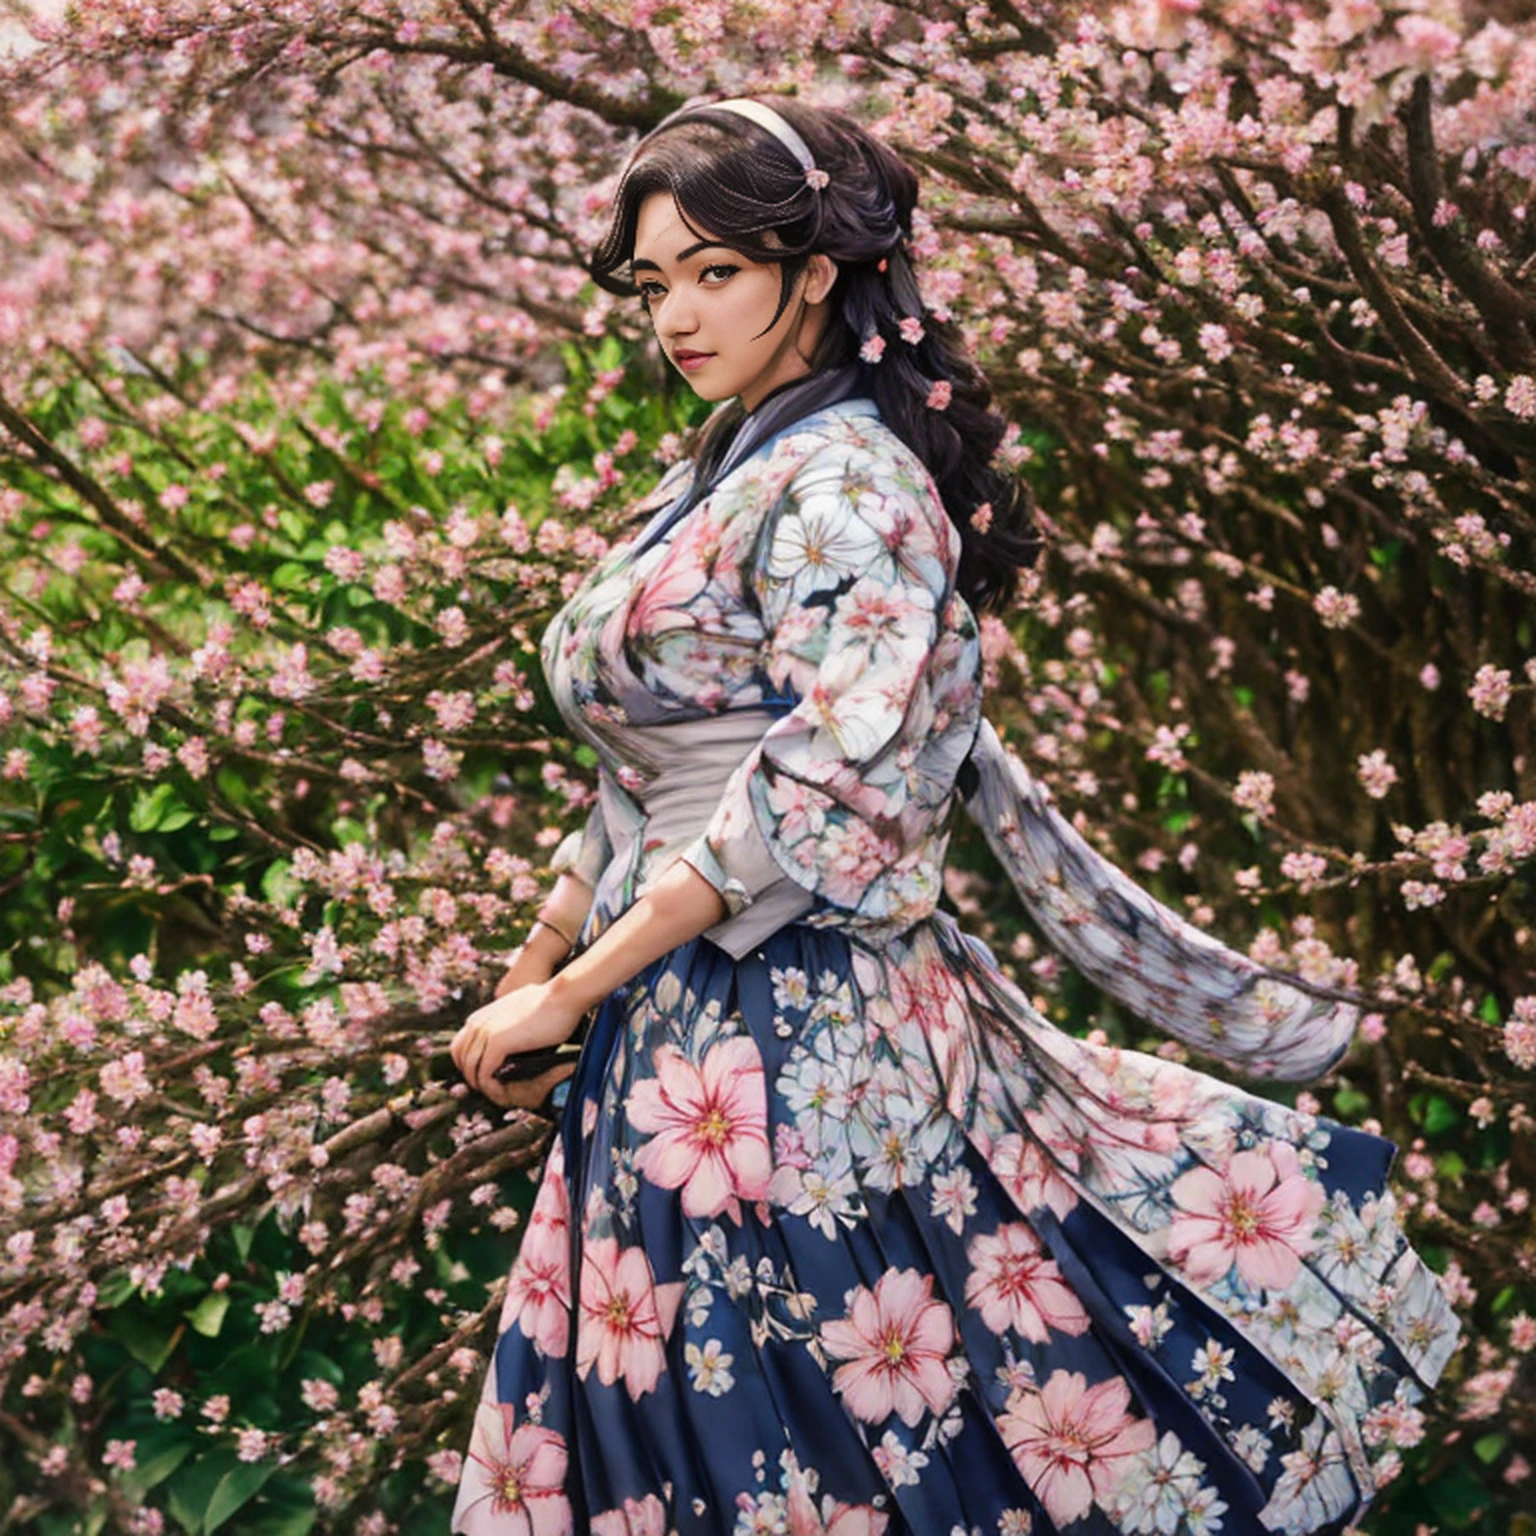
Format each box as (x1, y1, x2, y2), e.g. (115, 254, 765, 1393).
(449, 956, 585, 1111)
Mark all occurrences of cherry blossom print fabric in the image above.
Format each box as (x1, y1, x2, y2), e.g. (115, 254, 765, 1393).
(453, 400, 1458, 1536)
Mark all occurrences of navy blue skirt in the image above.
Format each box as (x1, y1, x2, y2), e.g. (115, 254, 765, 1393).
(454, 918, 1452, 1536)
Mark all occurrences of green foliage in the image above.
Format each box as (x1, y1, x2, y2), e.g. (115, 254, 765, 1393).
(0, 349, 705, 1531)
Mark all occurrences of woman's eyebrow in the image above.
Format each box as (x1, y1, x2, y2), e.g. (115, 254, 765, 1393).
(630, 240, 735, 273)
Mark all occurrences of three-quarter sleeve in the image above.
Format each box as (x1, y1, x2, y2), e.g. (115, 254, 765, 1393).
(678, 437, 961, 938)
(549, 791, 612, 891)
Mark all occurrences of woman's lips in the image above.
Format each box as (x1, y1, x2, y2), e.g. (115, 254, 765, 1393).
(673, 351, 714, 373)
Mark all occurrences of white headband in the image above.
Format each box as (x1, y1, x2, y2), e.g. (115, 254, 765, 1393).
(624, 97, 828, 190)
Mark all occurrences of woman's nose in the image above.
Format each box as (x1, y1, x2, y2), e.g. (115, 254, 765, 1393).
(655, 288, 698, 337)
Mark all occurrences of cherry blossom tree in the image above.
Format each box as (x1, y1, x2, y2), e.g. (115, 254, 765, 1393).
(1, 0, 1533, 1530)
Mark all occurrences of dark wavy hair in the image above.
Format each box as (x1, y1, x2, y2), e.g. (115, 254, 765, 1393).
(588, 96, 1040, 613)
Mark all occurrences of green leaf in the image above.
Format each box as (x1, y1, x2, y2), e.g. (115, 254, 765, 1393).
(186, 1291, 230, 1338)
(122, 1440, 195, 1500)
(215, 765, 253, 808)
(271, 561, 313, 592)
(331, 816, 369, 847)
(276, 510, 309, 544)
(205, 1461, 276, 1533)
(1331, 1086, 1371, 1120)
(97, 1270, 137, 1307)
(130, 782, 191, 833)
(231, 1224, 256, 1263)
(1423, 1095, 1459, 1135)
(1473, 1432, 1507, 1464)
(237, 1474, 317, 1536)
(107, 1307, 183, 1372)
(168, 1448, 244, 1535)
(1479, 992, 1503, 1025)
(260, 860, 301, 907)
(1426, 1461, 1492, 1528)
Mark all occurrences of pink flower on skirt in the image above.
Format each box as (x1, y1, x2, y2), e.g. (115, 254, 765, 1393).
(1166, 1142, 1327, 1291)
(630, 1037, 772, 1222)
(576, 1237, 683, 1401)
(785, 1462, 890, 1535)
(455, 1404, 573, 1536)
(591, 1492, 668, 1535)
(998, 1370, 1155, 1527)
(820, 1266, 958, 1427)
(501, 1143, 571, 1357)
(964, 1223, 1091, 1341)
(990, 1130, 1080, 1221)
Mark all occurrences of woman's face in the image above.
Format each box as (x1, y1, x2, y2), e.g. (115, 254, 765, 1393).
(630, 190, 836, 413)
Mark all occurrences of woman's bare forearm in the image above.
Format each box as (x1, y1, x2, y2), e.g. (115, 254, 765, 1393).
(538, 872, 595, 943)
(548, 858, 728, 1015)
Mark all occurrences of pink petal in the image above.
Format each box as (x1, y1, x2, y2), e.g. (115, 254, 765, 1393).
(821, 1317, 870, 1360)
(1169, 1164, 1225, 1213)
(528, 1496, 575, 1536)
(907, 1298, 954, 1356)
(1239, 1234, 1305, 1291)
(832, 1356, 895, 1424)
(874, 1266, 932, 1324)
(512, 1426, 568, 1490)
(1226, 1149, 1279, 1202)
(1037, 1460, 1094, 1526)
(1040, 1368, 1088, 1420)
(682, 1152, 733, 1219)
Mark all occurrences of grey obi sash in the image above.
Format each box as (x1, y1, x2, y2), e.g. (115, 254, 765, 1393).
(584, 709, 816, 961)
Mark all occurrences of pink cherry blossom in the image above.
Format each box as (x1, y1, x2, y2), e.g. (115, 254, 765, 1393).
(591, 1492, 668, 1535)
(1167, 1142, 1327, 1291)
(576, 1237, 683, 1401)
(819, 1267, 958, 1427)
(998, 1370, 1156, 1527)
(629, 1037, 771, 1221)
(455, 1405, 573, 1536)
(785, 1464, 890, 1535)
(500, 1144, 572, 1357)
(988, 1130, 1080, 1221)
(963, 1223, 1091, 1341)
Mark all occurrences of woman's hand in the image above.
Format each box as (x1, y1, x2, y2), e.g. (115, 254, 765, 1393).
(450, 978, 587, 1109)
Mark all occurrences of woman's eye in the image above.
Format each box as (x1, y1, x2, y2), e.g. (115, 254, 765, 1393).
(701, 264, 739, 284)
(637, 281, 665, 300)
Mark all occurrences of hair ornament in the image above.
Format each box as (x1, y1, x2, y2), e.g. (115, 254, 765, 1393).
(877, 258, 888, 272)
(627, 96, 822, 186)
(898, 315, 925, 345)
(860, 334, 887, 364)
(926, 380, 953, 411)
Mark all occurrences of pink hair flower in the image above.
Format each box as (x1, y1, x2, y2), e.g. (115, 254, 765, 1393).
(926, 380, 953, 411)
(971, 501, 994, 533)
(804, 167, 830, 190)
(860, 334, 887, 364)
(899, 315, 925, 345)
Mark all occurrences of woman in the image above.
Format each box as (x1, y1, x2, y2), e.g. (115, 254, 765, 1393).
(448, 97, 1457, 1536)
